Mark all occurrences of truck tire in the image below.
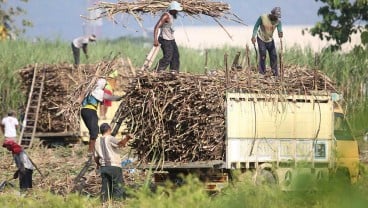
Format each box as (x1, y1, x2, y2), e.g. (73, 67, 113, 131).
(254, 168, 277, 185)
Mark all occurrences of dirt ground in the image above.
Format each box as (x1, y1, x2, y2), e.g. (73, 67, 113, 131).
(0, 139, 145, 197)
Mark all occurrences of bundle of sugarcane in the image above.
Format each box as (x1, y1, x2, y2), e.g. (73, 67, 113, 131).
(18, 60, 122, 133)
(60, 60, 120, 132)
(120, 66, 337, 163)
(19, 64, 76, 132)
(86, 0, 244, 37)
(91, 0, 237, 19)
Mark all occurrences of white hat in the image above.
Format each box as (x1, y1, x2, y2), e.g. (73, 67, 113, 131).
(168, 1, 183, 11)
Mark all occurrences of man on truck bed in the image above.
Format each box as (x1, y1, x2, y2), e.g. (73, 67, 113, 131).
(94, 123, 132, 201)
(71, 34, 96, 66)
(81, 78, 122, 154)
(153, 1, 182, 72)
(251, 7, 283, 76)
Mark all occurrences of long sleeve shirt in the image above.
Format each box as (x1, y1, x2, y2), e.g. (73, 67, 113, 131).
(252, 14, 282, 42)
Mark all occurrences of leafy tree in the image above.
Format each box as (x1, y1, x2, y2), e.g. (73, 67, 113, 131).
(310, 0, 368, 50)
(0, 0, 32, 39)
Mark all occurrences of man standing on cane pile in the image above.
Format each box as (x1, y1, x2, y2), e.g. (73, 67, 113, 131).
(94, 123, 132, 201)
(71, 34, 96, 66)
(153, 1, 183, 72)
(251, 7, 283, 76)
(81, 78, 122, 154)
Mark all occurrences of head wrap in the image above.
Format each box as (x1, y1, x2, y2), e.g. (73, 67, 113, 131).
(91, 78, 106, 102)
(89, 34, 97, 41)
(168, 1, 183, 11)
(271, 7, 281, 18)
(2, 139, 23, 154)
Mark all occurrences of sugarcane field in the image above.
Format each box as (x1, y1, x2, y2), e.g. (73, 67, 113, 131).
(1, 0, 368, 208)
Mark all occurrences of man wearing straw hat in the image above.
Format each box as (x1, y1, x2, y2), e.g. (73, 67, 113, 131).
(251, 7, 283, 76)
(71, 34, 96, 66)
(153, 1, 183, 72)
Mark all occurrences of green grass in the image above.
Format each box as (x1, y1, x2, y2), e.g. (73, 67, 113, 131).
(2, 171, 368, 208)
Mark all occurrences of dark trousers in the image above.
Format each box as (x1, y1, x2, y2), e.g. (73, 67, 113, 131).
(100, 166, 125, 201)
(71, 43, 80, 65)
(81, 108, 99, 139)
(157, 38, 180, 72)
(19, 169, 33, 190)
(257, 37, 278, 76)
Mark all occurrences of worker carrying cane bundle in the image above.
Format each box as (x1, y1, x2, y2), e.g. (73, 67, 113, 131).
(153, 1, 183, 72)
(81, 78, 122, 154)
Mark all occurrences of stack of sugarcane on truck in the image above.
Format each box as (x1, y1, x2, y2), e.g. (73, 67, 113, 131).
(1, 1, 360, 203)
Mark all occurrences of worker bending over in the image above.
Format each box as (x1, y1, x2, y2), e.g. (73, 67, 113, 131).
(81, 78, 122, 154)
(94, 123, 132, 201)
(153, 1, 182, 72)
(2, 139, 34, 191)
(251, 7, 283, 76)
(71, 34, 96, 66)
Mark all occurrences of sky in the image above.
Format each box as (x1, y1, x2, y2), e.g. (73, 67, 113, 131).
(13, 0, 323, 40)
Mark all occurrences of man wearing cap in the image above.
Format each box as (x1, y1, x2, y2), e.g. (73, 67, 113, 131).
(81, 78, 122, 154)
(71, 34, 96, 66)
(2, 139, 34, 191)
(153, 1, 183, 72)
(251, 7, 283, 76)
(94, 123, 132, 201)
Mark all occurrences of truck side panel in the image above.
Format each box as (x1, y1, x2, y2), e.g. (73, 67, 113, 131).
(226, 93, 334, 169)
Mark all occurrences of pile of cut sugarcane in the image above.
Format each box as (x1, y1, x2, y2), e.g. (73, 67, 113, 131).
(121, 66, 337, 163)
(86, 0, 244, 36)
(18, 60, 122, 133)
(91, 0, 237, 18)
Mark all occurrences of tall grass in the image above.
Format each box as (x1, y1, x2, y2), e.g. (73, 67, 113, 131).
(2, 172, 367, 208)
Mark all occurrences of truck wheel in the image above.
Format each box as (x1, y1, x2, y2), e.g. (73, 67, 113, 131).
(255, 169, 277, 185)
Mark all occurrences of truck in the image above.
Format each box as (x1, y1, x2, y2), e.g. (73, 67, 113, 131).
(140, 91, 359, 191)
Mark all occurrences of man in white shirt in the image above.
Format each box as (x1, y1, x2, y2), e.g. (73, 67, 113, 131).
(94, 123, 132, 201)
(71, 34, 96, 66)
(1, 111, 19, 141)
